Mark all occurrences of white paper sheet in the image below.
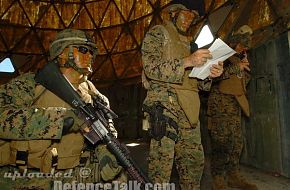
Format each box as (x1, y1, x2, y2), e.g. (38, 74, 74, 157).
(189, 38, 236, 80)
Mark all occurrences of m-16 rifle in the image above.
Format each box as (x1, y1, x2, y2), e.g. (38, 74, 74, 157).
(35, 61, 150, 189)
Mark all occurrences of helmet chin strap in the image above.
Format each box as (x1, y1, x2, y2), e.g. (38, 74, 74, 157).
(61, 45, 92, 75)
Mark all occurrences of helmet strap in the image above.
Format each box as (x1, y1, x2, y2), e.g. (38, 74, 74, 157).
(62, 45, 74, 68)
(61, 45, 92, 75)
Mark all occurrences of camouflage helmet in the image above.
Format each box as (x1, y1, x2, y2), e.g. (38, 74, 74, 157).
(165, 3, 188, 13)
(165, 0, 205, 16)
(229, 25, 253, 48)
(234, 25, 253, 36)
(49, 29, 97, 61)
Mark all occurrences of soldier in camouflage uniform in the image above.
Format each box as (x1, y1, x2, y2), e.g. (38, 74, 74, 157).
(141, 0, 224, 189)
(207, 25, 258, 190)
(0, 29, 125, 189)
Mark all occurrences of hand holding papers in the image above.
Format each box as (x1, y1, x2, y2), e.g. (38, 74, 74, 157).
(189, 38, 236, 80)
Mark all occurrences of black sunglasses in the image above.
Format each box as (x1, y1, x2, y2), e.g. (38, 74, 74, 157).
(75, 46, 93, 55)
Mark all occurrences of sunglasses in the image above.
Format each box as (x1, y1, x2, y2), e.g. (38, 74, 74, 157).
(75, 46, 93, 55)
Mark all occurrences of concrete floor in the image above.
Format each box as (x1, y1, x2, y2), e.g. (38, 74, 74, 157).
(123, 138, 290, 190)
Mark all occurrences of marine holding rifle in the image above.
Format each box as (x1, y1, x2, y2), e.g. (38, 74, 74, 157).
(0, 29, 126, 189)
(141, 0, 224, 189)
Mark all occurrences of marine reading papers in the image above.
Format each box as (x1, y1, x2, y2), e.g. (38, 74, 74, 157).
(189, 38, 236, 80)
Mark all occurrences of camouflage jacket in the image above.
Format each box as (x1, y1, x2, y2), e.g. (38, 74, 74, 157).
(210, 55, 251, 95)
(0, 72, 66, 140)
(207, 55, 251, 116)
(0, 72, 109, 140)
(141, 21, 211, 121)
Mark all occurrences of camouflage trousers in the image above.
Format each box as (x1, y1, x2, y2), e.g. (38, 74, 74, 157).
(148, 109, 204, 190)
(208, 96, 243, 176)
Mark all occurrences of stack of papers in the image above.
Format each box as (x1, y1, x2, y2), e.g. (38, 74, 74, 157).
(189, 38, 236, 80)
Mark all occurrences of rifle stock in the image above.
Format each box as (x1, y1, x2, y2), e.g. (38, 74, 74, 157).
(35, 61, 151, 188)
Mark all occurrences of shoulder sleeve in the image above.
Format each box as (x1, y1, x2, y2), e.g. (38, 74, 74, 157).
(0, 73, 36, 109)
(0, 73, 65, 140)
(0, 107, 65, 140)
(141, 25, 184, 83)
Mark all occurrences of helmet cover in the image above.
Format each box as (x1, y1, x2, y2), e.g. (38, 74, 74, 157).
(49, 29, 97, 61)
(230, 25, 253, 48)
(166, 0, 205, 16)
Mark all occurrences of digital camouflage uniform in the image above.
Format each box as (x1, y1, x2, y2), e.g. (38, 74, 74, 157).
(207, 56, 250, 176)
(207, 25, 258, 190)
(0, 29, 126, 190)
(0, 72, 126, 190)
(142, 20, 211, 190)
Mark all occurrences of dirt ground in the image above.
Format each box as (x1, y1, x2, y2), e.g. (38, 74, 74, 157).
(201, 155, 290, 190)
(235, 166, 290, 190)
(125, 139, 290, 190)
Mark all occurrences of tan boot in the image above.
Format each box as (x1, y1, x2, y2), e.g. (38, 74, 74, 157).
(227, 171, 258, 190)
(212, 175, 228, 190)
